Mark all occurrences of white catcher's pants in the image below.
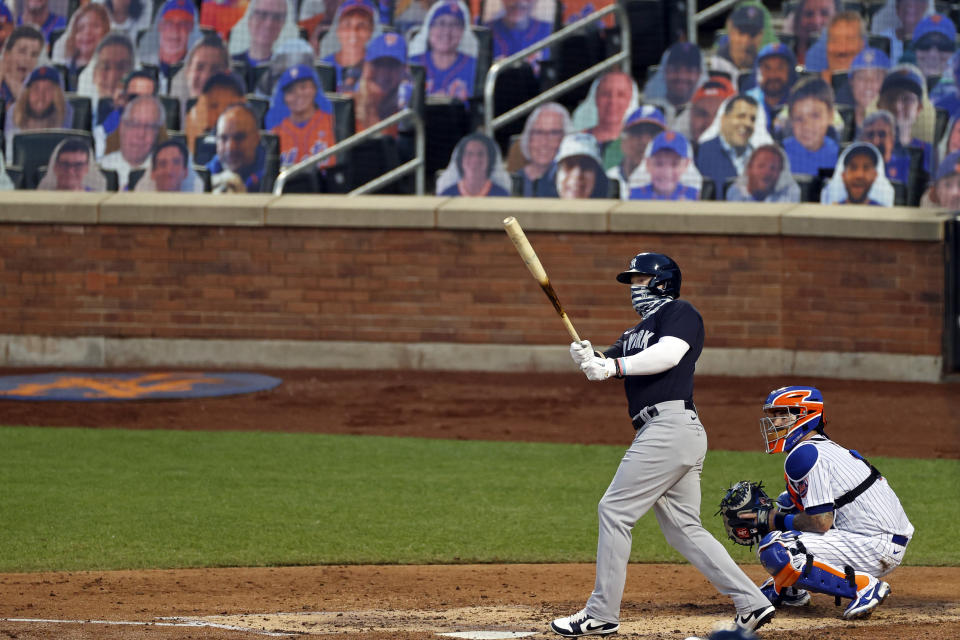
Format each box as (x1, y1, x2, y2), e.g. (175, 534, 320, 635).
(585, 405, 770, 623)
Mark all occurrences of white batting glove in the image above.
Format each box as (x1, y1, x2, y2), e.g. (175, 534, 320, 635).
(569, 340, 594, 364)
(581, 356, 617, 381)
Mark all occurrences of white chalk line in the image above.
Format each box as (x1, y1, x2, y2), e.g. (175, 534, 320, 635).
(0, 617, 293, 637)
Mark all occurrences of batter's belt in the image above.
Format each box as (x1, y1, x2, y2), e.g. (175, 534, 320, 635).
(631, 399, 697, 430)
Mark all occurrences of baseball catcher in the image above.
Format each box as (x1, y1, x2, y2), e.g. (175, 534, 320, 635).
(721, 385, 914, 620)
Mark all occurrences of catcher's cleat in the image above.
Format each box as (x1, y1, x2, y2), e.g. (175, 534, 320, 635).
(843, 577, 890, 620)
(760, 577, 811, 607)
(550, 609, 619, 637)
(733, 604, 776, 632)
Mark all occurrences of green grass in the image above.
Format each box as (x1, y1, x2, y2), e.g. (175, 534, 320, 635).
(0, 426, 956, 572)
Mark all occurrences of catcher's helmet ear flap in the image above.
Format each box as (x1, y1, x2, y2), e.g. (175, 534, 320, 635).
(760, 386, 824, 454)
(615, 252, 682, 298)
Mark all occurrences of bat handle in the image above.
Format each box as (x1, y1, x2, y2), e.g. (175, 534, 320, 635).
(561, 314, 581, 343)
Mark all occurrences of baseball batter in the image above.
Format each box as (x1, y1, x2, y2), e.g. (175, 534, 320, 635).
(551, 253, 774, 637)
(751, 385, 914, 618)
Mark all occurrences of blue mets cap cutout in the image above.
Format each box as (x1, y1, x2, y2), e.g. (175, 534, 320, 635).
(365, 32, 407, 63)
(648, 130, 689, 158)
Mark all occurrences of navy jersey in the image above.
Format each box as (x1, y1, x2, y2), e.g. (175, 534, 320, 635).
(604, 299, 704, 417)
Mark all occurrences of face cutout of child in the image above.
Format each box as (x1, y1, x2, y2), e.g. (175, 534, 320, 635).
(647, 149, 689, 197)
(790, 95, 831, 151)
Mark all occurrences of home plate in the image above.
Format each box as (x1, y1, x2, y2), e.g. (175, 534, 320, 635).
(438, 633, 536, 639)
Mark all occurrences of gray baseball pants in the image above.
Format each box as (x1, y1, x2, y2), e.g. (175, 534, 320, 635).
(584, 401, 770, 622)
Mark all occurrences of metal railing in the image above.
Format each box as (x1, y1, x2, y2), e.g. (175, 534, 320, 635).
(687, 0, 740, 45)
(482, 2, 631, 138)
(272, 107, 426, 195)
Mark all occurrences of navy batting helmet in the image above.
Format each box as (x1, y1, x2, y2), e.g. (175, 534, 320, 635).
(616, 252, 682, 298)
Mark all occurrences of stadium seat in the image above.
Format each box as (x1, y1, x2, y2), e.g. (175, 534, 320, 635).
(794, 173, 822, 202)
(891, 178, 907, 206)
(194, 135, 216, 164)
(12, 129, 94, 189)
(48, 28, 66, 55)
(510, 171, 524, 196)
(260, 131, 280, 192)
(5, 165, 23, 189)
(606, 177, 621, 199)
(158, 95, 181, 131)
(472, 25, 493, 94)
(700, 179, 716, 201)
(867, 34, 891, 56)
(552, 29, 605, 108)
(905, 145, 929, 207)
(251, 64, 272, 92)
(423, 97, 472, 188)
(935, 107, 950, 146)
(100, 167, 119, 191)
(490, 61, 540, 151)
(194, 165, 212, 192)
(408, 63, 427, 119)
(128, 167, 145, 189)
(230, 59, 252, 92)
(52, 63, 75, 92)
(315, 63, 337, 93)
(326, 93, 355, 143)
(723, 175, 737, 199)
(323, 163, 351, 193)
(832, 71, 852, 105)
(343, 136, 401, 193)
(836, 104, 854, 142)
(246, 95, 269, 128)
(622, 0, 671, 83)
(66, 94, 93, 131)
(96, 97, 115, 125)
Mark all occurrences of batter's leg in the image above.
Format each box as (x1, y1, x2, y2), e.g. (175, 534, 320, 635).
(584, 422, 701, 623)
(652, 453, 771, 614)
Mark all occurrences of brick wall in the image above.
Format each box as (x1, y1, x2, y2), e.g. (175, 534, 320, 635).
(0, 223, 944, 357)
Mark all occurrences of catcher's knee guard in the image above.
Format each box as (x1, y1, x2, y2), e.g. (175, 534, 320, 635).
(758, 531, 871, 601)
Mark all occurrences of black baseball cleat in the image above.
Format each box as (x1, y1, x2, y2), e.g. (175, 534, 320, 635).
(734, 604, 776, 632)
(550, 609, 619, 637)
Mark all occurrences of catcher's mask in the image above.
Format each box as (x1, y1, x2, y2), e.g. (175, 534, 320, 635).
(761, 385, 824, 453)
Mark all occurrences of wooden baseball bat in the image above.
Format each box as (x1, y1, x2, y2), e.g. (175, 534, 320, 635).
(502, 216, 582, 343)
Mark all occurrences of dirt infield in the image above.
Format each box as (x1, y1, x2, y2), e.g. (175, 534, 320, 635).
(1, 370, 958, 639)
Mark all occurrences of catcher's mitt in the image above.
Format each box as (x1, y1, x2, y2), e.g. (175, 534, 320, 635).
(718, 480, 773, 547)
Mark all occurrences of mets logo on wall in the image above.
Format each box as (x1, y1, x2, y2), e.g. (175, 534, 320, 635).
(0, 372, 282, 401)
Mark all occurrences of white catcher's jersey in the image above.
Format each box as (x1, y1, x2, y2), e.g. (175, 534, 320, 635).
(785, 435, 914, 540)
